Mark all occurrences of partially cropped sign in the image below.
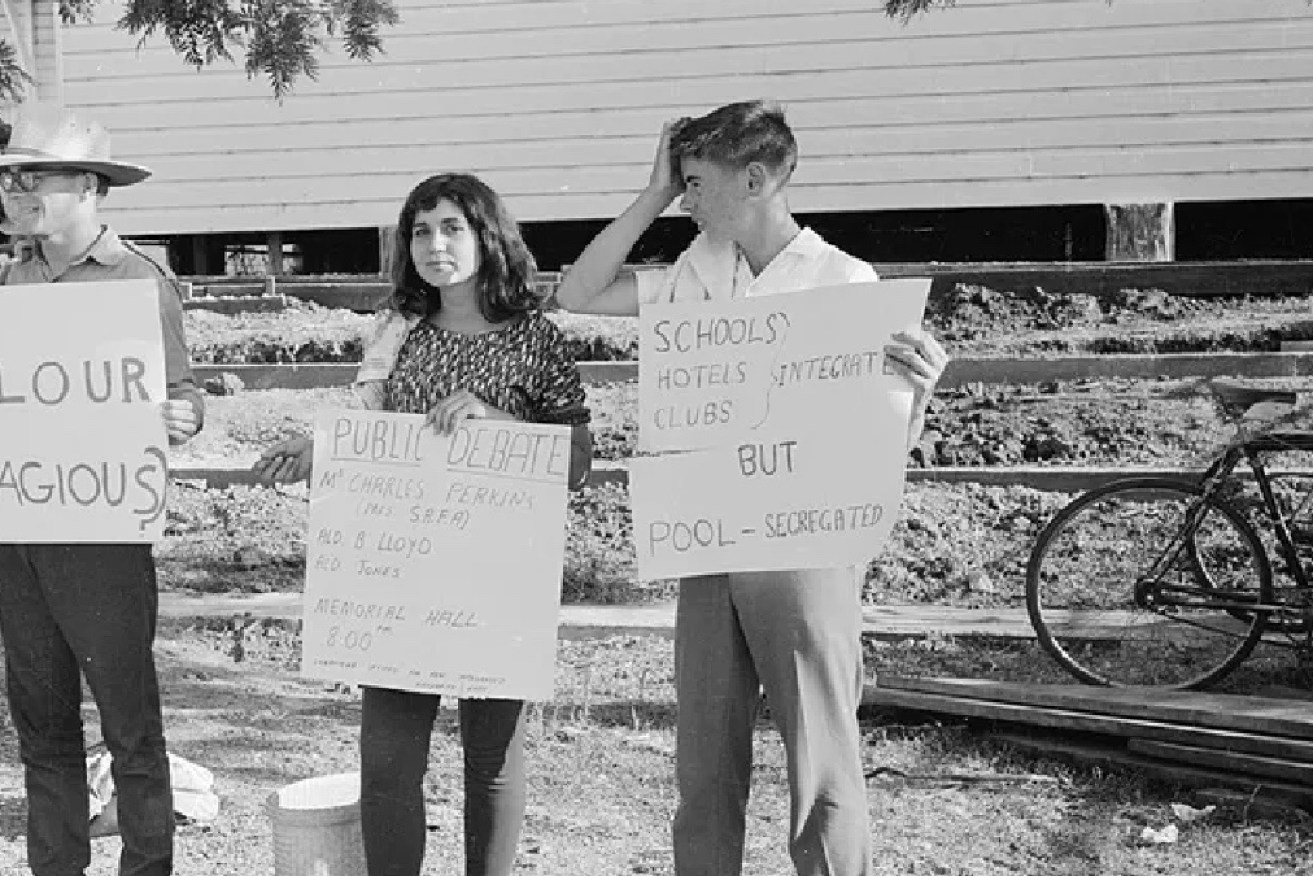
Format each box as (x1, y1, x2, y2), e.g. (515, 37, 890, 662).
(0, 280, 170, 542)
(301, 411, 570, 699)
(631, 280, 930, 578)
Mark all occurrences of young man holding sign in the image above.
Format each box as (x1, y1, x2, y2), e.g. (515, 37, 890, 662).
(555, 101, 947, 876)
(0, 106, 202, 876)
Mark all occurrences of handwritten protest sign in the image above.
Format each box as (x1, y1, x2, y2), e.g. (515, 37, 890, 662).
(638, 279, 930, 453)
(631, 279, 930, 578)
(301, 411, 571, 700)
(0, 280, 169, 542)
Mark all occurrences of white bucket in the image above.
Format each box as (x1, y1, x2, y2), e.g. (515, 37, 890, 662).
(267, 772, 367, 876)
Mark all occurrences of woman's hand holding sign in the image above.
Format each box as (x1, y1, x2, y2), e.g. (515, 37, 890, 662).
(252, 435, 314, 484)
(425, 389, 516, 435)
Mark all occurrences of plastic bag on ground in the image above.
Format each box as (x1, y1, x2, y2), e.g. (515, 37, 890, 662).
(87, 750, 220, 837)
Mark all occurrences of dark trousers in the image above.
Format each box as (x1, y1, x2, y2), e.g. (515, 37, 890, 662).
(359, 687, 526, 876)
(0, 544, 173, 876)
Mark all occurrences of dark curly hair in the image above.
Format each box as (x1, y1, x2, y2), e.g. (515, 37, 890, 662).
(390, 173, 539, 322)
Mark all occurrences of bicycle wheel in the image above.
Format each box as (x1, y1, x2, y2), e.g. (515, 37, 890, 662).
(1026, 478, 1272, 689)
(1260, 473, 1313, 633)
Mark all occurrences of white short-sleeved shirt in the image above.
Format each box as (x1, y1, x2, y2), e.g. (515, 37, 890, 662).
(633, 227, 877, 305)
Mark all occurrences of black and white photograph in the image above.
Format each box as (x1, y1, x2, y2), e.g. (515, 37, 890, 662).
(0, 1, 1310, 874)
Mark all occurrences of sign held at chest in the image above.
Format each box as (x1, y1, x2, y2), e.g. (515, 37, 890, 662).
(0, 280, 170, 542)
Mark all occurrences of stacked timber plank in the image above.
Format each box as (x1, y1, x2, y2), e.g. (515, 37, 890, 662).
(865, 677, 1313, 815)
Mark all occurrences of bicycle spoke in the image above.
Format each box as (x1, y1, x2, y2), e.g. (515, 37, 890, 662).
(1026, 479, 1270, 688)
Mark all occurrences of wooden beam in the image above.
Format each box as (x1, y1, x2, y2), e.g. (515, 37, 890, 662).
(876, 677, 1313, 741)
(267, 230, 284, 276)
(377, 226, 395, 278)
(1104, 202, 1175, 262)
(993, 731, 1313, 808)
(191, 236, 208, 276)
(1127, 739, 1313, 787)
(862, 685, 1313, 763)
(873, 260, 1313, 299)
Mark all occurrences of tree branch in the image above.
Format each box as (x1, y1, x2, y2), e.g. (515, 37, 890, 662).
(0, 38, 34, 104)
(884, 0, 956, 21)
(114, 0, 397, 99)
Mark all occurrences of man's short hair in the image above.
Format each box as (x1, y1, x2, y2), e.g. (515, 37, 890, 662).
(670, 100, 798, 177)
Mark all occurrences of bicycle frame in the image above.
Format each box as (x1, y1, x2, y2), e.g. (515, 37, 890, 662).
(1133, 436, 1313, 636)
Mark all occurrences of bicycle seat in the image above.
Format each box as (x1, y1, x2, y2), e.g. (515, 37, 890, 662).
(1206, 379, 1297, 414)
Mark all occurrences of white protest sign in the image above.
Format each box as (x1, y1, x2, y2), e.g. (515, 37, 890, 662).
(631, 279, 930, 578)
(0, 280, 170, 542)
(301, 411, 571, 700)
(638, 279, 931, 452)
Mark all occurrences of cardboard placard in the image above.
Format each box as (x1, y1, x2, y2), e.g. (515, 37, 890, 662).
(0, 280, 169, 542)
(301, 411, 571, 699)
(631, 279, 930, 578)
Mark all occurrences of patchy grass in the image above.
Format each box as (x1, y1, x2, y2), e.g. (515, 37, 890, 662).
(0, 630, 1307, 875)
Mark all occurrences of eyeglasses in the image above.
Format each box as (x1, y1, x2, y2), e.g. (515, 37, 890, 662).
(0, 167, 85, 194)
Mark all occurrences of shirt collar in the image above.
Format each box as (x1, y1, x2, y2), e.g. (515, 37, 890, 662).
(678, 226, 827, 299)
(30, 225, 127, 273)
(766, 227, 825, 264)
(76, 226, 128, 267)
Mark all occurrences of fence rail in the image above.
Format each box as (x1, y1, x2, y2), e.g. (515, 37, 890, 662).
(173, 463, 1258, 493)
(179, 259, 1313, 311)
(193, 351, 1313, 392)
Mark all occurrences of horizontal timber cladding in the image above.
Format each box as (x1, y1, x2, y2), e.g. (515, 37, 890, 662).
(58, 0, 1313, 236)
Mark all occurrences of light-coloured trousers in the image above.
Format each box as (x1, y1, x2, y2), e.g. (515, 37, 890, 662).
(672, 567, 871, 876)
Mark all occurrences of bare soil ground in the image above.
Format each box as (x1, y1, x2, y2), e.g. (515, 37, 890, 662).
(152, 475, 1065, 610)
(184, 287, 1313, 363)
(1, 630, 1309, 875)
(171, 375, 1311, 471)
(9, 288, 1313, 873)
(158, 370, 1313, 610)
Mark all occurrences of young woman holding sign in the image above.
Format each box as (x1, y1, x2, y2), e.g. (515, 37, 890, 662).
(256, 173, 591, 876)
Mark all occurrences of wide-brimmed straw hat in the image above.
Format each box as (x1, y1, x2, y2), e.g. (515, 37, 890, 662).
(0, 104, 151, 187)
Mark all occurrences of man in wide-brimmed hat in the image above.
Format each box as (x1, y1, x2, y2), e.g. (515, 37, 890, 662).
(0, 104, 203, 876)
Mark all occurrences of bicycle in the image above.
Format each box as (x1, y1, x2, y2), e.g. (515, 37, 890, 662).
(1025, 378, 1313, 689)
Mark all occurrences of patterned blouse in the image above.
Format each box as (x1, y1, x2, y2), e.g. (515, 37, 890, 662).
(386, 312, 590, 426)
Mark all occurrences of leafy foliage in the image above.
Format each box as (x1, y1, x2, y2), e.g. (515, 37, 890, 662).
(0, 39, 32, 105)
(9, 1, 399, 101)
(3, 1, 957, 103)
(884, 0, 956, 20)
(118, 0, 400, 99)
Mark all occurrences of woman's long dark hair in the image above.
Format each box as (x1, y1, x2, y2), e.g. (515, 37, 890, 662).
(390, 173, 539, 322)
